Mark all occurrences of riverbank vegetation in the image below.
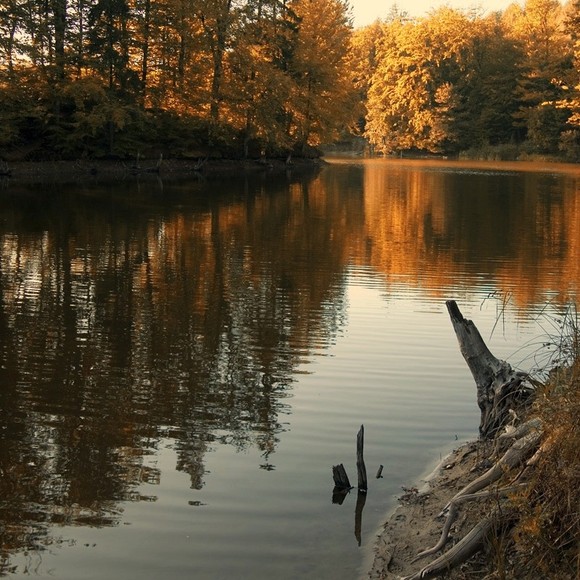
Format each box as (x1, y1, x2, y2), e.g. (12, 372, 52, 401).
(1, 1, 580, 162)
(397, 302, 580, 580)
(497, 305, 579, 578)
(0, 0, 356, 160)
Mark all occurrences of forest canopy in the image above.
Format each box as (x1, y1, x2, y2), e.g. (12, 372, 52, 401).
(0, 0, 356, 159)
(0, 0, 580, 161)
(357, 0, 580, 160)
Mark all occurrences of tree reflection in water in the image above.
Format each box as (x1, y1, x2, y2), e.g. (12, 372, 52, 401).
(0, 160, 579, 575)
(0, 166, 359, 567)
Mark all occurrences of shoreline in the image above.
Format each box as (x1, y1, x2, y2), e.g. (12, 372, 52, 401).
(0, 158, 325, 184)
(367, 439, 491, 579)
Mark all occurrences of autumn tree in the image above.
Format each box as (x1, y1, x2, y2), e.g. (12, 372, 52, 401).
(226, 0, 299, 153)
(195, 0, 237, 122)
(554, 0, 580, 159)
(451, 13, 523, 149)
(68, 0, 93, 79)
(0, 0, 22, 81)
(6, 0, 574, 161)
(88, 0, 135, 92)
(506, 0, 573, 153)
(346, 21, 383, 135)
(366, 8, 471, 154)
(286, 0, 356, 151)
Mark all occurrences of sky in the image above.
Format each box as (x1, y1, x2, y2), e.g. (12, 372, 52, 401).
(349, 1, 521, 27)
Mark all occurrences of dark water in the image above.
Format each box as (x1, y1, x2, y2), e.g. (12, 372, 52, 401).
(0, 159, 578, 579)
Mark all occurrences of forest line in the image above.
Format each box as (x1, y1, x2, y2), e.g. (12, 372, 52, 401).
(0, 0, 579, 161)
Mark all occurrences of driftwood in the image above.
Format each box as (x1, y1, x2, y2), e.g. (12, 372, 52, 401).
(400, 302, 544, 579)
(446, 300, 534, 439)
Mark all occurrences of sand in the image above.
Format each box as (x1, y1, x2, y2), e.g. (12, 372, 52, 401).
(367, 440, 495, 579)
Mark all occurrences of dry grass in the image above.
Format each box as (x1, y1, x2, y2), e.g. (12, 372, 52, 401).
(491, 306, 580, 579)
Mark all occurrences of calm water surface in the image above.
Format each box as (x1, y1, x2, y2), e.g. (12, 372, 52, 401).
(0, 159, 579, 579)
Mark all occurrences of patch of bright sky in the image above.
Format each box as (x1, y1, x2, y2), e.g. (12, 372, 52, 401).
(350, 1, 521, 27)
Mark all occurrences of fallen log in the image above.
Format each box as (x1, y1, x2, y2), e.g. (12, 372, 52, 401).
(446, 300, 535, 439)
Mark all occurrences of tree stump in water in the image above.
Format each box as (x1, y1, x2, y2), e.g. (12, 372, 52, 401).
(446, 300, 534, 439)
(356, 425, 368, 492)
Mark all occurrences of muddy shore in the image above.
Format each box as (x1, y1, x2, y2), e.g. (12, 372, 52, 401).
(367, 439, 495, 580)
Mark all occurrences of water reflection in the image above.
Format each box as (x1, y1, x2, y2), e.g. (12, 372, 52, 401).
(0, 160, 579, 576)
(0, 167, 363, 568)
(357, 160, 580, 307)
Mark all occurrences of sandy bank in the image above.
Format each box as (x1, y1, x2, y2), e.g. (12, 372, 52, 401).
(367, 439, 494, 579)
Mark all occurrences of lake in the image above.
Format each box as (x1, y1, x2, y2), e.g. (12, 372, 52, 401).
(0, 158, 578, 579)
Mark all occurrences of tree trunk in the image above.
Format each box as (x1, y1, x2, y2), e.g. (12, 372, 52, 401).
(140, 0, 151, 99)
(446, 300, 534, 439)
(52, 0, 67, 80)
(198, 0, 233, 123)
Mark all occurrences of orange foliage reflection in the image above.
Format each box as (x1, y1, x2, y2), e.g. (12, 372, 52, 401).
(350, 159, 580, 308)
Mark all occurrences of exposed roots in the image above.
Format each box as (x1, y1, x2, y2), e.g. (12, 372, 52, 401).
(404, 428, 543, 579)
(444, 427, 542, 509)
(403, 515, 496, 580)
(412, 485, 526, 563)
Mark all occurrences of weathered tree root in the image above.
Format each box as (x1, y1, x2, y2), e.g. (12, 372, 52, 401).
(443, 428, 542, 511)
(393, 303, 548, 579)
(403, 515, 495, 580)
(494, 417, 543, 457)
(446, 300, 536, 439)
(412, 485, 526, 563)
(404, 427, 543, 578)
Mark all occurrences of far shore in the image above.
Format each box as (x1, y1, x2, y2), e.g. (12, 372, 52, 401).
(3, 156, 580, 187)
(0, 157, 325, 184)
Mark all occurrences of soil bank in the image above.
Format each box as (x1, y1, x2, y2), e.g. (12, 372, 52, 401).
(366, 440, 494, 579)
